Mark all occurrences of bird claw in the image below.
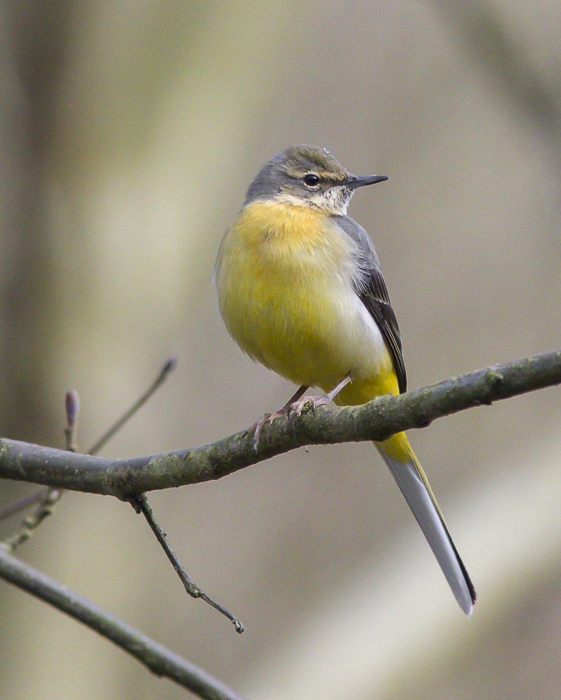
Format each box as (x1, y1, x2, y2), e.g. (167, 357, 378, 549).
(251, 411, 282, 451)
(251, 394, 331, 450)
(287, 394, 329, 418)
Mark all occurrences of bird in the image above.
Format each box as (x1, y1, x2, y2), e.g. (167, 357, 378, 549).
(214, 144, 476, 615)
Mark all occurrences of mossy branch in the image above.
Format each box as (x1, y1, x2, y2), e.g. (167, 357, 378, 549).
(1, 350, 560, 497)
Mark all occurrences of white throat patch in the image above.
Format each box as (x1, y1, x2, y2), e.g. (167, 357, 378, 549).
(273, 189, 352, 216)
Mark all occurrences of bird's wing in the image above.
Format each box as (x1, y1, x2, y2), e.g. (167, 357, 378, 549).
(335, 215, 407, 393)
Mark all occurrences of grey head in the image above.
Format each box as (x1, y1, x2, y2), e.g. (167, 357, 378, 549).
(244, 145, 388, 215)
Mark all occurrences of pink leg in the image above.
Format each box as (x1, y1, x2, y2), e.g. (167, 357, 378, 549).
(252, 385, 309, 449)
(251, 375, 352, 449)
(287, 374, 352, 417)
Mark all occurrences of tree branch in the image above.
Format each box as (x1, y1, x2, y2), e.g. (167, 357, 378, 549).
(1, 350, 560, 496)
(0, 547, 247, 700)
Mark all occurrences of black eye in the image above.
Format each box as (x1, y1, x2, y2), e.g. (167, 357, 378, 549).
(303, 173, 320, 187)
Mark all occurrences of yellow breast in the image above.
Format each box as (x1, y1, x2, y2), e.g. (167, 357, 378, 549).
(215, 199, 393, 394)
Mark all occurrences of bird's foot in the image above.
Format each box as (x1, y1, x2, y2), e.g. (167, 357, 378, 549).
(286, 393, 330, 418)
(250, 385, 311, 450)
(251, 410, 285, 450)
(288, 374, 352, 418)
(250, 378, 352, 451)
(251, 394, 330, 450)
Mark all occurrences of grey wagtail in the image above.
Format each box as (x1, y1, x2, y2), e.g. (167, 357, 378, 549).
(214, 145, 476, 615)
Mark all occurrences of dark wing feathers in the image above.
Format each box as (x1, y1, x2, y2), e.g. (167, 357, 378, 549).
(334, 215, 407, 394)
(359, 270, 407, 394)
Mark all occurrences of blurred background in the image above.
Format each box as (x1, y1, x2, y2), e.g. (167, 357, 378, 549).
(1, 1, 561, 698)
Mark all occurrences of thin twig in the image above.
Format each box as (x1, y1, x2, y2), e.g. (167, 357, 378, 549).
(0, 491, 47, 520)
(1, 358, 243, 630)
(130, 494, 244, 633)
(0, 489, 63, 552)
(0, 389, 80, 525)
(88, 357, 243, 629)
(88, 357, 177, 456)
(0, 360, 175, 533)
(0, 547, 248, 700)
(65, 389, 80, 452)
(0, 391, 79, 551)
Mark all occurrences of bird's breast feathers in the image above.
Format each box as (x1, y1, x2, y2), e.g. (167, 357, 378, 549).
(215, 199, 391, 390)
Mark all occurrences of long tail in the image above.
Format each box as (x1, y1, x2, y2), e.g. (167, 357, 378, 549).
(375, 433, 476, 616)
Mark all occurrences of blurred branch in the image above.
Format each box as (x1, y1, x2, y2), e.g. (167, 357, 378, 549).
(0, 547, 247, 700)
(0, 350, 560, 496)
(429, 0, 561, 141)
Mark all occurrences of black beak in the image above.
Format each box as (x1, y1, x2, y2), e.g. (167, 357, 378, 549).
(345, 174, 389, 189)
